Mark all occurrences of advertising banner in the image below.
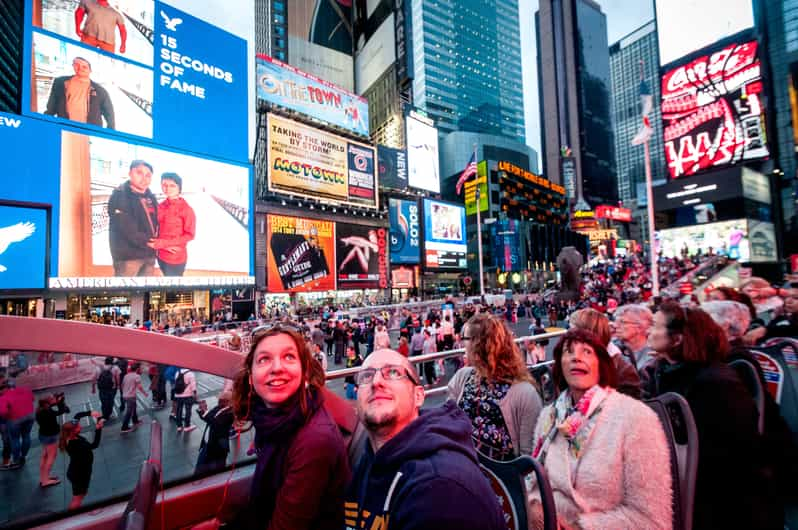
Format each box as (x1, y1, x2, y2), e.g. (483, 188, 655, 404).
(378, 145, 407, 190)
(491, 218, 521, 272)
(406, 112, 440, 193)
(26, 0, 249, 163)
(256, 54, 369, 136)
(389, 198, 420, 264)
(267, 114, 377, 208)
(0, 204, 48, 290)
(595, 205, 632, 222)
(287, 0, 354, 91)
(657, 219, 750, 260)
(355, 13, 395, 94)
(336, 223, 388, 289)
(465, 160, 489, 215)
(266, 214, 336, 293)
(423, 199, 466, 269)
(748, 220, 777, 263)
(662, 40, 769, 179)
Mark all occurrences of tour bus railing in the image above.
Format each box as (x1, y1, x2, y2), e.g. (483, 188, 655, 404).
(322, 330, 566, 396)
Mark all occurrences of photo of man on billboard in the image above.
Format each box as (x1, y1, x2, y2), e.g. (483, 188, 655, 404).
(33, 0, 154, 66)
(75, 0, 127, 54)
(108, 159, 158, 276)
(45, 56, 115, 129)
(32, 32, 153, 138)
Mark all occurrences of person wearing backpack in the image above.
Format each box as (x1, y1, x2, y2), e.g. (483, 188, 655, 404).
(92, 357, 117, 421)
(174, 367, 197, 433)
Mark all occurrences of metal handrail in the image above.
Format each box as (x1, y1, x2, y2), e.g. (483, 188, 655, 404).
(323, 330, 566, 382)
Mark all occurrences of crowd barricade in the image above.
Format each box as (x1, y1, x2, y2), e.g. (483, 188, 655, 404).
(14, 354, 105, 391)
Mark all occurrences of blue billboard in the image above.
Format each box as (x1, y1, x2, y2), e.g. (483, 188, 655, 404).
(23, 0, 249, 163)
(0, 111, 254, 289)
(491, 218, 522, 272)
(256, 54, 369, 137)
(389, 198, 420, 264)
(422, 199, 467, 269)
(0, 204, 48, 290)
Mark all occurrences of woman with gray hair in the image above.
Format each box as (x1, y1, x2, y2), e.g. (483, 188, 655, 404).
(701, 300, 751, 347)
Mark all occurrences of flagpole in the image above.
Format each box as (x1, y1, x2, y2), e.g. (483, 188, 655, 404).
(473, 144, 485, 296)
(644, 138, 659, 296)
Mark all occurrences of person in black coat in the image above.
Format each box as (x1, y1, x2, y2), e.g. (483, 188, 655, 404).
(35, 393, 70, 487)
(59, 411, 104, 509)
(644, 302, 782, 529)
(44, 57, 115, 129)
(195, 391, 235, 476)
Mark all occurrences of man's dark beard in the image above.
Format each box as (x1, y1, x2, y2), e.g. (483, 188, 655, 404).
(362, 410, 397, 432)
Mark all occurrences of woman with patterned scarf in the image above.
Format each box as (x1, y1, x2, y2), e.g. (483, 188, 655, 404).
(527, 329, 672, 530)
(230, 323, 350, 530)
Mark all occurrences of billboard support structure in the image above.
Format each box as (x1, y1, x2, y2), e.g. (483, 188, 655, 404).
(644, 138, 659, 296)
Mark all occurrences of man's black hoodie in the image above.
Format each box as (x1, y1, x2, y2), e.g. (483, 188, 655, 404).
(344, 401, 505, 530)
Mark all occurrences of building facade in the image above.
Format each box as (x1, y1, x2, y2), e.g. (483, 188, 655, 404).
(0, 0, 23, 113)
(410, 0, 525, 143)
(536, 0, 617, 207)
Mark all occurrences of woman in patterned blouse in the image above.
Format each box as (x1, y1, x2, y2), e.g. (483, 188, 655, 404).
(447, 313, 542, 460)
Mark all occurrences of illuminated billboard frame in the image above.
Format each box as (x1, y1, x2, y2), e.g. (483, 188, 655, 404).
(406, 111, 440, 193)
(266, 113, 378, 209)
(656, 218, 777, 263)
(0, 201, 50, 291)
(266, 214, 336, 293)
(422, 199, 467, 270)
(661, 39, 769, 179)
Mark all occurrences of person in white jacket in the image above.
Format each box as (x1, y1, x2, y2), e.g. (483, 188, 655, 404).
(527, 328, 672, 530)
(174, 367, 197, 433)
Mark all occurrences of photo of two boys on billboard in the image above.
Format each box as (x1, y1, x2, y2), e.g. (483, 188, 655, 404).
(108, 160, 196, 277)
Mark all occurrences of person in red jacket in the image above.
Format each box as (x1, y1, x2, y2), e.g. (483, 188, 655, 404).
(148, 173, 196, 277)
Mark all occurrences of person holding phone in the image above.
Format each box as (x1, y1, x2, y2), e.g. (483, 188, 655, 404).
(195, 392, 235, 476)
(59, 411, 105, 509)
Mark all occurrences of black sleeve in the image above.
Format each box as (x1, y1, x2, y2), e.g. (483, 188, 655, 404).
(108, 189, 153, 248)
(90, 425, 103, 450)
(45, 78, 62, 116)
(100, 85, 116, 130)
(73, 411, 93, 422)
(53, 402, 70, 416)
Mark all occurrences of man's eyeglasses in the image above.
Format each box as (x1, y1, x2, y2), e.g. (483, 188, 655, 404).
(355, 364, 420, 386)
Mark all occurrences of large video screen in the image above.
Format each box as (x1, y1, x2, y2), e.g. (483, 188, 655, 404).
(388, 198, 420, 264)
(267, 114, 377, 208)
(406, 114, 440, 193)
(256, 54, 369, 136)
(662, 40, 769, 179)
(0, 204, 48, 290)
(656, 219, 774, 262)
(655, 0, 755, 66)
(423, 199, 466, 270)
(25, 0, 250, 162)
(56, 130, 251, 285)
(336, 223, 388, 289)
(266, 214, 336, 293)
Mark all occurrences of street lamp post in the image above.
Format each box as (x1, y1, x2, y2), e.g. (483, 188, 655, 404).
(476, 186, 485, 296)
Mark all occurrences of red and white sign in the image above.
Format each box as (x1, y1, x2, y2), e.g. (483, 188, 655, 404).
(595, 205, 632, 222)
(661, 40, 769, 179)
(751, 351, 784, 404)
(679, 281, 694, 295)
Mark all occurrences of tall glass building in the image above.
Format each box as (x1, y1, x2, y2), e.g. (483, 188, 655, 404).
(536, 0, 617, 207)
(410, 0, 525, 143)
(609, 21, 665, 203)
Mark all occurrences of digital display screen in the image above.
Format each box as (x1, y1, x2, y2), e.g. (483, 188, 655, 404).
(423, 199, 466, 269)
(656, 218, 777, 262)
(406, 114, 440, 193)
(336, 223, 388, 289)
(661, 40, 769, 179)
(266, 214, 336, 293)
(0, 204, 48, 290)
(388, 198, 420, 264)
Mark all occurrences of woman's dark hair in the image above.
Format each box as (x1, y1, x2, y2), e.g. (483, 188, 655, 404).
(465, 313, 532, 384)
(656, 301, 729, 363)
(552, 329, 617, 393)
(232, 325, 325, 426)
(161, 172, 182, 192)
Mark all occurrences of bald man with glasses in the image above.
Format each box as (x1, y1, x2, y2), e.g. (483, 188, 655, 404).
(344, 349, 504, 530)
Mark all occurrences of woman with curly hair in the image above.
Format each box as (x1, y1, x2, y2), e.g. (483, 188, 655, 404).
(447, 313, 542, 460)
(230, 323, 350, 530)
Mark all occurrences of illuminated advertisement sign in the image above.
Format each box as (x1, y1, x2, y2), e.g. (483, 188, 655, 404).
(656, 219, 767, 261)
(336, 223, 388, 289)
(652, 166, 769, 212)
(256, 54, 369, 136)
(423, 199, 467, 269)
(267, 114, 377, 208)
(0, 111, 254, 289)
(355, 13, 396, 94)
(655, 0, 755, 67)
(491, 218, 521, 272)
(288, 0, 354, 91)
(406, 112, 440, 193)
(0, 204, 48, 290)
(25, 0, 250, 163)
(378, 145, 407, 190)
(465, 160, 489, 216)
(266, 214, 336, 293)
(389, 198, 420, 264)
(595, 205, 632, 222)
(662, 40, 769, 179)
(498, 160, 566, 196)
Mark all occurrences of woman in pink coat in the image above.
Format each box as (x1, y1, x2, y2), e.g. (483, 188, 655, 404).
(527, 329, 672, 530)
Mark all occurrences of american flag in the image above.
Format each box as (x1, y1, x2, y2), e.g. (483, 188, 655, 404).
(631, 79, 653, 146)
(455, 152, 478, 195)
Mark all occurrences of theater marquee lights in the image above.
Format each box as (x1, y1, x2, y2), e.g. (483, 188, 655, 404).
(661, 40, 769, 179)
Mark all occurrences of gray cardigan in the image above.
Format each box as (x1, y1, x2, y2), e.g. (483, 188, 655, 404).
(447, 367, 542, 456)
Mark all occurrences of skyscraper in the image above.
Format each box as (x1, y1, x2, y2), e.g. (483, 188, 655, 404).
(609, 21, 666, 203)
(410, 0, 525, 143)
(536, 0, 617, 207)
(0, 0, 23, 113)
